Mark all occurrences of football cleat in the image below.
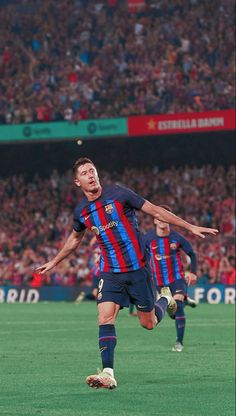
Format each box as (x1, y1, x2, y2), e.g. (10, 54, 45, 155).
(171, 342, 184, 352)
(86, 369, 117, 390)
(185, 296, 198, 308)
(160, 286, 177, 317)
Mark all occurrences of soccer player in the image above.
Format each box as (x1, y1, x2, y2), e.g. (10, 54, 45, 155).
(36, 158, 218, 389)
(144, 207, 198, 352)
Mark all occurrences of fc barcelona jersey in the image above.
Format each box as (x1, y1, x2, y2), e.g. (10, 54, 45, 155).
(73, 184, 146, 273)
(144, 230, 197, 287)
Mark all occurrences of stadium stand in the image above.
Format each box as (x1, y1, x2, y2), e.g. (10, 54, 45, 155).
(0, 0, 234, 124)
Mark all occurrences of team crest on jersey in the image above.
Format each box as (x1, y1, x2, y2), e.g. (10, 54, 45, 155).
(155, 253, 162, 261)
(105, 204, 113, 214)
(170, 243, 177, 250)
(91, 226, 100, 236)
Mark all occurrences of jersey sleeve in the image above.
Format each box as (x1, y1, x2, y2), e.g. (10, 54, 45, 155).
(176, 232, 197, 273)
(117, 184, 146, 210)
(73, 207, 86, 233)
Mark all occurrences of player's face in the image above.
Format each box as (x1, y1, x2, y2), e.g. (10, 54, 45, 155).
(154, 218, 170, 234)
(74, 163, 100, 193)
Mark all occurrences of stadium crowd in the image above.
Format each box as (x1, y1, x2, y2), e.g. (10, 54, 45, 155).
(0, 165, 235, 287)
(0, 0, 234, 124)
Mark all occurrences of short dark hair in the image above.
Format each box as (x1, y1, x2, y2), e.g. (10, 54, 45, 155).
(159, 204, 173, 213)
(72, 157, 95, 176)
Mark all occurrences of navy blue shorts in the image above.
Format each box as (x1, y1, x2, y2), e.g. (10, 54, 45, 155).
(97, 266, 155, 312)
(157, 279, 187, 297)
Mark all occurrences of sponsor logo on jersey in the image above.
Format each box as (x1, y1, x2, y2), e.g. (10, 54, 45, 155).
(170, 243, 177, 250)
(105, 204, 114, 214)
(91, 221, 118, 235)
(155, 253, 172, 261)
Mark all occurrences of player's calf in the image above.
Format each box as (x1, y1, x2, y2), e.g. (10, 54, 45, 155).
(175, 300, 186, 345)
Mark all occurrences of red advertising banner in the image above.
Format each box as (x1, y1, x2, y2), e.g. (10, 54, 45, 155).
(128, 0, 145, 13)
(128, 109, 235, 136)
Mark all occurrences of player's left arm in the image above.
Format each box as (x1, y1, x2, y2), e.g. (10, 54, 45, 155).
(141, 201, 218, 239)
(177, 233, 198, 286)
(177, 233, 197, 273)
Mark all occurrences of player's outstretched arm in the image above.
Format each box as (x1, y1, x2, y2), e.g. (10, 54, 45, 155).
(141, 201, 218, 238)
(35, 229, 86, 274)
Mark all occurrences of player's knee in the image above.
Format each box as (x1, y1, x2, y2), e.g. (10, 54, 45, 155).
(141, 320, 156, 330)
(99, 313, 116, 325)
(174, 293, 184, 302)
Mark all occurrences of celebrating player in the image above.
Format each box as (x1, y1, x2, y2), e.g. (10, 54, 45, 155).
(36, 158, 218, 389)
(144, 206, 198, 352)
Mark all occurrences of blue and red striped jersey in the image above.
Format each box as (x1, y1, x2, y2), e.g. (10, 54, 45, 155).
(73, 184, 146, 273)
(144, 230, 197, 287)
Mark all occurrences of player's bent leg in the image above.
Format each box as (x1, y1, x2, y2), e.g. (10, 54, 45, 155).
(138, 288, 177, 328)
(137, 309, 157, 330)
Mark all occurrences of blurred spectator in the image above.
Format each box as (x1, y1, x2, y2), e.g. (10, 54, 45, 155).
(0, 164, 235, 286)
(219, 255, 236, 285)
(0, 0, 234, 124)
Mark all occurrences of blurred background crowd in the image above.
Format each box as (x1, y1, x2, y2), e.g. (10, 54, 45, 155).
(0, 0, 234, 290)
(0, 164, 235, 287)
(0, 0, 234, 124)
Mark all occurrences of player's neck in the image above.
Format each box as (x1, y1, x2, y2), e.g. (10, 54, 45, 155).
(84, 186, 102, 201)
(156, 228, 170, 237)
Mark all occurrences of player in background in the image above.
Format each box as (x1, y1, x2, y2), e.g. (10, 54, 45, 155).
(144, 206, 198, 352)
(36, 158, 218, 389)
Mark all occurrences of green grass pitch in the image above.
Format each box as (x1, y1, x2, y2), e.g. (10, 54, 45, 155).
(0, 302, 235, 416)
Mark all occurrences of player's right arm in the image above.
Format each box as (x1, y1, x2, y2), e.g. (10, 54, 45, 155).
(118, 185, 218, 238)
(141, 201, 218, 238)
(35, 229, 86, 274)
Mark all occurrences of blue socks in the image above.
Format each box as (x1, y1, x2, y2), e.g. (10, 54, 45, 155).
(99, 324, 117, 369)
(175, 300, 186, 344)
(155, 297, 168, 323)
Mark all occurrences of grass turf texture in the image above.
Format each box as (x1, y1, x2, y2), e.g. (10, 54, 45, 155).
(0, 302, 235, 416)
